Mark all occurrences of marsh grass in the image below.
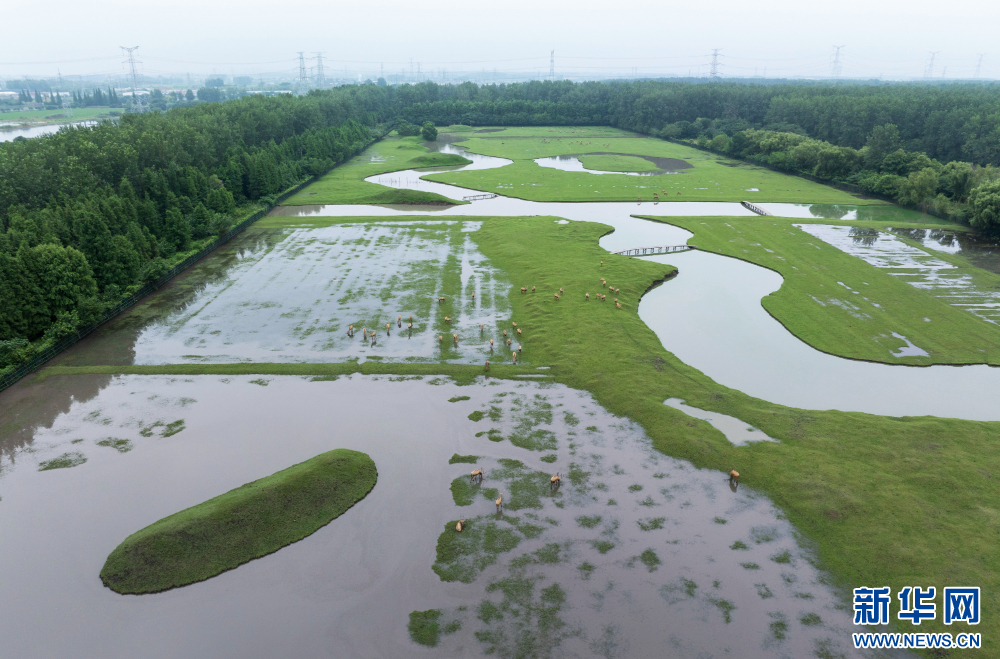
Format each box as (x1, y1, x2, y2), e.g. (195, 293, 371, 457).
(38, 451, 87, 471)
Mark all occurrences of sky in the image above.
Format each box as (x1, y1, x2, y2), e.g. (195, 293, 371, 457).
(1, 0, 998, 83)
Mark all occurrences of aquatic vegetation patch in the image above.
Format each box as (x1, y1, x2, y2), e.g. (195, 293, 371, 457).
(408, 609, 460, 646)
(100, 448, 377, 594)
(96, 438, 134, 453)
(432, 516, 527, 583)
(709, 597, 737, 624)
(449, 453, 479, 464)
(730, 540, 749, 550)
(475, 578, 570, 658)
(468, 410, 485, 422)
(637, 517, 665, 531)
(540, 453, 557, 463)
(575, 515, 602, 529)
(448, 395, 471, 403)
(771, 549, 793, 564)
(450, 476, 479, 506)
(639, 548, 661, 571)
(38, 451, 87, 471)
(800, 612, 822, 626)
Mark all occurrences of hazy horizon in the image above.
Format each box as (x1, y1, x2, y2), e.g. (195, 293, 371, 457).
(2, 0, 998, 83)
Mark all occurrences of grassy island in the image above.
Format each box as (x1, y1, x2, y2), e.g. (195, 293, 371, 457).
(100, 448, 377, 594)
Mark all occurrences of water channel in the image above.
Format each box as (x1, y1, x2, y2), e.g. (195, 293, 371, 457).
(281, 142, 1000, 421)
(0, 120, 100, 142)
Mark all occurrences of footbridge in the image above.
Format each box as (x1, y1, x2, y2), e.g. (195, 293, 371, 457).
(741, 200, 772, 216)
(612, 244, 695, 257)
(463, 193, 499, 201)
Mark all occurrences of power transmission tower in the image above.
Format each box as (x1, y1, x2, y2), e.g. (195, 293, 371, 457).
(924, 52, 939, 79)
(709, 49, 722, 79)
(120, 46, 146, 113)
(298, 52, 307, 83)
(549, 50, 555, 78)
(314, 53, 325, 86)
(831, 45, 845, 78)
(974, 54, 986, 78)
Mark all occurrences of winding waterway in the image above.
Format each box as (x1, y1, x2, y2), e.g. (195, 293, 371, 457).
(278, 142, 1000, 421)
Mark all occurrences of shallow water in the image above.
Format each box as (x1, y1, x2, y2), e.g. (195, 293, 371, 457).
(533, 153, 690, 176)
(0, 120, 99, 142)
(0, 375, 870, 658)
(798, 224, 1000, 326)
(130, 220, 512, 365)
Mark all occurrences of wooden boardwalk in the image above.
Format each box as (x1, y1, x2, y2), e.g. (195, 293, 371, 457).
(463, 193, 499, 201)
(741, 200, 772, 216)
(612, 244, 694, 257)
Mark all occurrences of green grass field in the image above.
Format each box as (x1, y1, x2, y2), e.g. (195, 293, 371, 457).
(283, 135, 471, 206)
(578, 153, 659, 172)
(99, 448, 377, 593)
(0, 107, 115, 125)
(649, 215, 1000, 365)
(422, 134, 879, 204)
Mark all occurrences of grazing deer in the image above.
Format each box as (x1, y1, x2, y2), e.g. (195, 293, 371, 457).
(453, 333, 459, 342)
(728, 469, 740, 487)
(386, 323, 391, 335)
(480, 323, 484, 333)
(485, 360, 490, 372)
(512, 321, 517, 328)
(517, 344, 522, 353)
(559, 288, 564, 293)
(521, 286, 527, 293)
(516, 328, 522, 336)
(455, 519, 466, 532)
(439, 296, 445, 303)
(438, 335, 443, 343)
(512, 351, 517, 363)
(490, 338, 494, 348)
(600, 260, 603, 266)
(506, 338, 512, 347)
(550, 472, 561, 489)
(444, 316, 451, 323)
(586, 293, 590, 300)
(470, 468, 484, 483)
(503, 330, 507, 338)
(616, 302, 622, 309)
(407, 322, 413, 330)
(495, 492, 504, 513)
(531, 286, 535, 292)
(554, 293, 560, 300)
(472, 292, 476, 300)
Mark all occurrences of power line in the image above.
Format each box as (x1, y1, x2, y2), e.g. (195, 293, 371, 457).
(313, 52, 325, 85)
(974, 53, 986, 78)
(709, 49, 722, 79)
(549, 50, 555, 79)
(298, 52, 307, 82)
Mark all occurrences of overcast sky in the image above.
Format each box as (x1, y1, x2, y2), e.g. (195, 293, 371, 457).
(2, 0, 997, 82)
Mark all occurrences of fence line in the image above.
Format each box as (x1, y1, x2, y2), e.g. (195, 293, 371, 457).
(0, 139, 377, 395)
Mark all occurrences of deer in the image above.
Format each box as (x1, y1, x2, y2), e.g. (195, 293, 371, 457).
(397, 315, 402, 327)
(386, 323, 391, 335)
(456, 519, 467, 532)
(438, 335, 443, 343)
(586, 293, 590, 300)
(409, 314, 413, 323)
(348, 324, 354, 337)
(728, 469, 740, 487)
(521, 286, 527, 293)
(480, 323, 484, 333)
(444, 316, 451, 323)
(600, 260, 603, 266)
(453, 333, 459, 343)
(485, 360, 490, 372)
(407, 322, 413, 330)
(616, 302, 622, 309)
(559, 288, 564, 294)
(438, 296, 445, 303)
(503, 330, 507, 338)
(532, 286, 536, 292)
(550, 472, 561, 489)
(490, 338, 494, 349)
(517, 344, 522, 353)
(495, 492, 504, 513)
(506, 338, 512, 347)
(512, 321, 517, 328)
(470, 468, 484, 483)
(554, 293, 560, 300)
(516, 328, 522, 336)
(512, 351, 517, 363)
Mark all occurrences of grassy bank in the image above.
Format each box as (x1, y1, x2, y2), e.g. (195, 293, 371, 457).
(648, 215, 1000, 365)
(100, 448, 377, 594)
(461, 217, 1000, 650)
(578, 153, 659, 172)
(422, 133, 879, 204)
(283, 135, 470, 206)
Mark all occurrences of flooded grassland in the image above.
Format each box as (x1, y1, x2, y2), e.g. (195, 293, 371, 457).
(0, 375, 867, 659)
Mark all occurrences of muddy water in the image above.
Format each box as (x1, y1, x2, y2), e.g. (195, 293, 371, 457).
(0, 375, 868, 658)
(0, 120, 101, 142)
(798, 224, 1000, 326)
(272, 144, 1000, 421)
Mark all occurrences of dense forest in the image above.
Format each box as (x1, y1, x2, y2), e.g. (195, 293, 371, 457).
(4, 78, 1000, 375)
